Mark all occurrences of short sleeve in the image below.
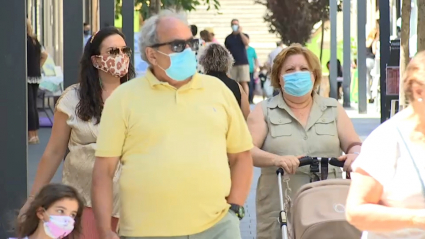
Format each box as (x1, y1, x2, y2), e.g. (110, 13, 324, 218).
(351, 121, 398, 186)
(95, 88, 128, 157)
(253, 49, 258, 59)
(223, 86, 253, 153)
(55, 85, 78, 120)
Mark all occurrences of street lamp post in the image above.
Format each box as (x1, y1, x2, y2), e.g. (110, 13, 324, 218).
(122, 0, 135, 64)
(357, 0, 367, 114)
(0, 0, 28, 237)
(342, 0, 351, 107)
(330, 0, 338, 100)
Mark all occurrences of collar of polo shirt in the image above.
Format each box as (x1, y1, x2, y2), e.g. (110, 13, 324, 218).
(145, 68, 203, 90)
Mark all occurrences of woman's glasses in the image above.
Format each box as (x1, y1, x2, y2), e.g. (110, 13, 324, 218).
(106, 46, 132, 57)
(150, 38, 199, 53)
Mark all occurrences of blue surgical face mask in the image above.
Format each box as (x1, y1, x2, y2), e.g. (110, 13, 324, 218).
(232, 25, 239, 32)
(157, 48, 197, 81)
(282, 71, 313, 97)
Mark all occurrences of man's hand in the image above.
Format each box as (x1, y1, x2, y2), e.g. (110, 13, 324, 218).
(237, 26, 243, 34)
(338, 154, 358, 172)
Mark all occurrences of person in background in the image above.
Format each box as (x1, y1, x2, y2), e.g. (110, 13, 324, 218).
(268, 41, 285, 70)
(268, 41, 286, 97)
(366, 28, 379, 103)
(205, 27, 219, 43)
(346, 51, 425, 239)
(258, 65, 268, 100)
(190, 24, 204, 47)
(225, 19, 250, 95)
(246, 35, 260, 104)
(26, 19, 48, 144)
(197, 30, 212, 73)
(327, 59, 343, 100)
(83, 22, 92, 46)
(199, 43, 250, 119)
(19, 27, 135, 239)
(13, 184, 84, 239)
(248, 44, 361, 239)
(190, 24, 203, 73)
(91, 10, 253, 239)
(200, 29, 212, 44)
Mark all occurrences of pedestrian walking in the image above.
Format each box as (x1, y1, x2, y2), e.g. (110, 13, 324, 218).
(91, 10, 254, 239)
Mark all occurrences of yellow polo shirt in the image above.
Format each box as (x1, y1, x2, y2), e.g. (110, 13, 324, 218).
(95, 70, 253, 237)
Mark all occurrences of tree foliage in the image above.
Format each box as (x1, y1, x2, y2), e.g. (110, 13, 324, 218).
(115, 0, 220, 20)
(256, 0, 342, 46)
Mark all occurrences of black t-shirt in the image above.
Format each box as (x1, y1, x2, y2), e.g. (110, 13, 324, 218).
(366, 45, 375, 59)
(27, 35, 42, 77)
(207, 71, 242, 107)
(225, 33, 249, 66)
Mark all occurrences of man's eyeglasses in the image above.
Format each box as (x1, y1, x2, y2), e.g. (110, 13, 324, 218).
(150, 38, 199, 53)
(106, 47, 132, 57)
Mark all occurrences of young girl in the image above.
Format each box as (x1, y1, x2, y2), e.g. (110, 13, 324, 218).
(12, 184, 84, 239)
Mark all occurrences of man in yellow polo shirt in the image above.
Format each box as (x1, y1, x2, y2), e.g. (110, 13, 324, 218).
(91, 10, 254, 239)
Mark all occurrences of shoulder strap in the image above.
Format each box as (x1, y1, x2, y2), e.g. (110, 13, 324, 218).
(396, 126, 425, 197)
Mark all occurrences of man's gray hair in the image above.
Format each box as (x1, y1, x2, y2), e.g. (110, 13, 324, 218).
(198, 43, 234, 74)
(139, 10, 188, 62)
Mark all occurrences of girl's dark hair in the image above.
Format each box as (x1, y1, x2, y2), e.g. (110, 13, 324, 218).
(16, 184, 85, 238)
(76, 26, 135, 124)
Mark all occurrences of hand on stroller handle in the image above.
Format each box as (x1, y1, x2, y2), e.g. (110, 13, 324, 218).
(276, 156, 345, 175)
(275, 156, 352, 239)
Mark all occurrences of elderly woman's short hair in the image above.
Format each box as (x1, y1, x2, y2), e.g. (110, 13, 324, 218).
(403, 50, 425, 102)
(198, 43, 234, 73)
(271, 43, 322, 89)
(139, 10, 188, 62)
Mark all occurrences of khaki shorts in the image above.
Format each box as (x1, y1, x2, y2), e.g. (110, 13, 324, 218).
(230, 64, 250, 83)
(121, 210, 241, 239)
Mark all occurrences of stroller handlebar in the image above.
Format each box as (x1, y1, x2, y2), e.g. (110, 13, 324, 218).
(276, 156, 345, 175)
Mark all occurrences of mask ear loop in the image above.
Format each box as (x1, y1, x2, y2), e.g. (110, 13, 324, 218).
(42, 208, 50, 223)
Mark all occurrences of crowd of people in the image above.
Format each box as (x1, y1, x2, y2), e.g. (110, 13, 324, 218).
(14, 9, 425, 239)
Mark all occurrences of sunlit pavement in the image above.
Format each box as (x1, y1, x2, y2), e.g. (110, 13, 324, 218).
(28, 98, 380, 238)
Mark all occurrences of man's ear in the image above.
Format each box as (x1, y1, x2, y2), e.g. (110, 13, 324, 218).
(146, 48, 157, 66)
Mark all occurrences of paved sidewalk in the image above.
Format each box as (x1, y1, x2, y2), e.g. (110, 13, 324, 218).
(27, 103, 381, 238)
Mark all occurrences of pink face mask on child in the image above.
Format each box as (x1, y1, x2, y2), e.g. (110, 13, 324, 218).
(43, 215, 75, 239)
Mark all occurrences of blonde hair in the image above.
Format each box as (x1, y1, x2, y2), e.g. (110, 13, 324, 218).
(403, 51, 425, 102)
(26, 19, 38, 45)
(367, 28, 379, 41)
(271, 43, 322, 89)
(26, 19, 36, 38)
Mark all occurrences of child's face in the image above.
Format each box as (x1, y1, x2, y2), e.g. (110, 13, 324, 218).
(39, 198, 79, 220)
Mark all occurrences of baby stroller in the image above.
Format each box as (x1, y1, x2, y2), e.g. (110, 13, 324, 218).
(276, 156, 361, 239)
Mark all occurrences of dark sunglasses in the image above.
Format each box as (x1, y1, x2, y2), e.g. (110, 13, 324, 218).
(150, 38, 199, 53)
(106, 46, 132, 56)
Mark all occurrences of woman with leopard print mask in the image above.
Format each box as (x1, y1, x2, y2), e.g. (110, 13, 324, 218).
(19, 26, 135, 239)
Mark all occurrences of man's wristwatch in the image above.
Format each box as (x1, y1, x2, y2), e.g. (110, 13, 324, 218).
(229, 203, 245, 220)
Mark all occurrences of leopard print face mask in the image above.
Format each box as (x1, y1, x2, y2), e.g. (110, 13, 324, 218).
(93, 54, 129, 78)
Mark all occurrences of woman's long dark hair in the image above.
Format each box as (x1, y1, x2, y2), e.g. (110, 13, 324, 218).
(76, 26, 135, 124)
(16, 184, 85, 238)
